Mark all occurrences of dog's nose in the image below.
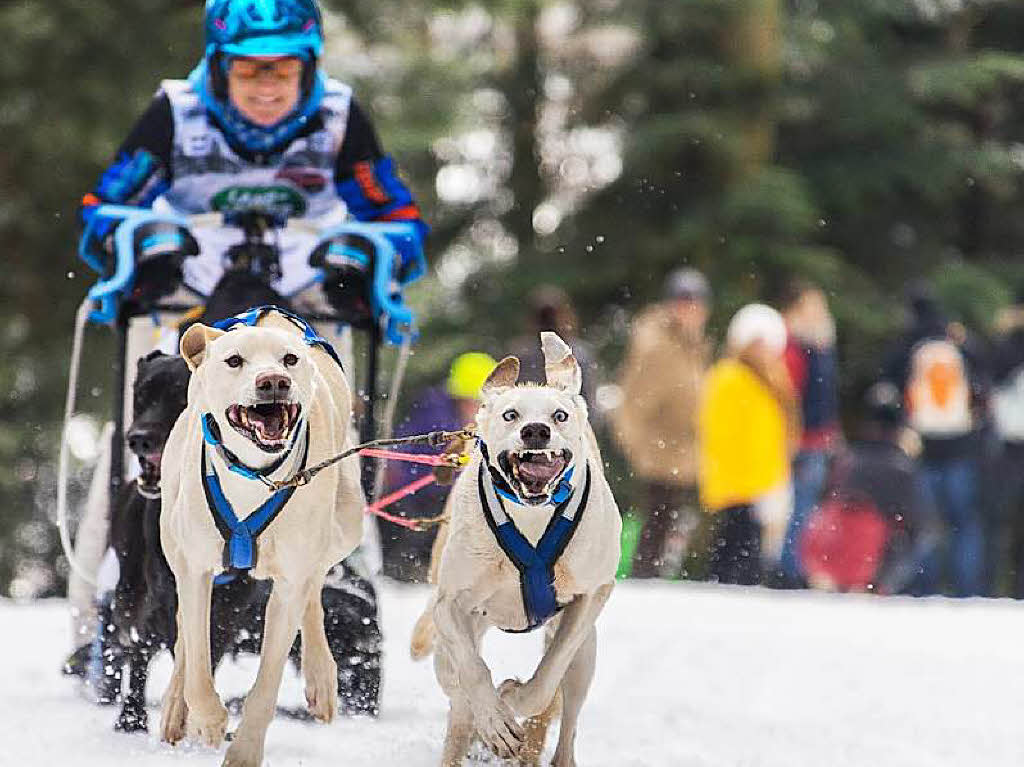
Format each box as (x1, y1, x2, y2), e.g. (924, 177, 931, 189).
(126, 425, 160, 456)
(256, 372, 291, 397)
(520, 422, 551, 448)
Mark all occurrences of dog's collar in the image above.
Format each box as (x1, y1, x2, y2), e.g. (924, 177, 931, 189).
(136, 482, 161, 500)
(476, 438, 575, 507)
(201, 423, 310, 573)
(478, 459, 591, 632)
(201, 412, 304, 482)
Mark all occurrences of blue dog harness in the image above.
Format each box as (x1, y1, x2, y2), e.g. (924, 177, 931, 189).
(202, 421, 310, 573)
(199, 305, 331, 576)
(477, 458, 591, 633)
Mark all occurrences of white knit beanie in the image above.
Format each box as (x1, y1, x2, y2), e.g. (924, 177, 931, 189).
(726, 303, 788, 356)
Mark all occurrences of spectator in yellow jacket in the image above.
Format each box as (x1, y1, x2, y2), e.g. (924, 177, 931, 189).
(698, 304, 801, 585)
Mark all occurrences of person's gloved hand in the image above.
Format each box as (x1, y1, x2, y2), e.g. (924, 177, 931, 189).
(127, 223, 198, 307)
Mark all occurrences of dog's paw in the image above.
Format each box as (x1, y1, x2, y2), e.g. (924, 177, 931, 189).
(186, 703, 228, 748)
(160, 693, 188, 744)
(304, 666, 338, 724)
(473, 698, 525, 761)
(498, 678, 547, 719)
(497, 678, 525, 710)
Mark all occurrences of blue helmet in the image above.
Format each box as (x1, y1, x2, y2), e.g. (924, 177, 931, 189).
(191, 0, 327, 154)
(204, 0, 324, 60)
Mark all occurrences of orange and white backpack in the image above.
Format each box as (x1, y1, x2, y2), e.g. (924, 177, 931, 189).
(905, 338, 972, 438)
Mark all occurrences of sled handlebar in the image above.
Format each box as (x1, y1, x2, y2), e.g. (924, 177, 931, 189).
(80, 206, 194, 325)
(78, 206, 425, 341)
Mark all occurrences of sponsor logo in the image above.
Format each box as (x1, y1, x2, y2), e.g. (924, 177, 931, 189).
(275, 167, 327, 193)
(210, 185, 308, 217)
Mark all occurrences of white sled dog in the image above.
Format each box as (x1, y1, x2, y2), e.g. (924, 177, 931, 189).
(425, 332, 621, 767)
(158, 309, 364, 767)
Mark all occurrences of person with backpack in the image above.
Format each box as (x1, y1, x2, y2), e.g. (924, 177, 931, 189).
(800, 382, 943, 595)
(883, 288, 990, 596)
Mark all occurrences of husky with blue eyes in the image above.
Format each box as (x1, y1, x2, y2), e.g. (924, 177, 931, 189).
(424, 332, 621, 767)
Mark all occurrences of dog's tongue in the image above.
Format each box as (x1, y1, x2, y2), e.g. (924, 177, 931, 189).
(252, 406, 285, 439)
(140, 452, 162, 481)
(519, 454, 566, 487)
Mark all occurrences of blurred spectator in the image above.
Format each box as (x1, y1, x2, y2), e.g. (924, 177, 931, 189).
(508, 285, 600, 411)
(800, 382, 942, 595)
(698, 304, 800, 585)
(990, 294, 1024, 597)
(778, 279, 842, 586)
(613, 269, 711, 578)
(379, 352, 496, 581)
(883, 287, 989, 596)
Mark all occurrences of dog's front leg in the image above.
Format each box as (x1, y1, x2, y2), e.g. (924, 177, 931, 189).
(223, 576, 308, 767)
(179, 568, 228, 747)
(499, 582, 613, 719)
(300, 577, 338, 723)
(434, 590, 525, 760)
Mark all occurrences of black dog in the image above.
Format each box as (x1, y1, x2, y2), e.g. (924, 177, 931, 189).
(104, 350, 381, 733)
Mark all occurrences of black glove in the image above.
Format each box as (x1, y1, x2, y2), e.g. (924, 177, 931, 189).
(310, 233, 375, 327)
(127, 222, 199, 307)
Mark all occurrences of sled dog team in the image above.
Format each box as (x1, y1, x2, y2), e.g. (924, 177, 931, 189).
(120, 307, 619, 767)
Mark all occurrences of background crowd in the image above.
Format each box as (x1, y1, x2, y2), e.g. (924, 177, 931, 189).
(374, 271, 1024, 599)
(11, 1, 1024, 600)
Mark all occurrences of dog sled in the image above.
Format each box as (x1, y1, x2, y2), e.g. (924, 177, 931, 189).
(59, 204, 427, 717)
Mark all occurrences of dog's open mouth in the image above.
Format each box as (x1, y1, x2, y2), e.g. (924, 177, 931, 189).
(137, 453, 162, 497)
(226, 403, 302, 452)
(499, 449, 572, 502)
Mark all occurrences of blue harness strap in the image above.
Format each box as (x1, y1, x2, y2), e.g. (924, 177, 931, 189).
(201, 426, 310, 573)
(212, 305, 345, 371)
(477, 461, 591, 633)
(202, 413, 298, 481)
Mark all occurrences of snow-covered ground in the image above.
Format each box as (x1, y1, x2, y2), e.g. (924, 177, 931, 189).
(4, 581, 1024, 766)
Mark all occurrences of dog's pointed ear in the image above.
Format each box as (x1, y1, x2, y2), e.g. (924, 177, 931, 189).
(180, 323, 225, 371)
(482, 356, 520, 396)
(137, 349, 165, 372)
(541, 331, 582, 395)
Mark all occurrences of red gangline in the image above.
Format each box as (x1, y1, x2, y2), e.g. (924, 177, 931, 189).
(358, 447, 451, 467)
(364, 474, 438, 529)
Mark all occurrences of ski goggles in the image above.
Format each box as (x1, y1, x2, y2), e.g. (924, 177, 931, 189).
(227, 56, 303, 81)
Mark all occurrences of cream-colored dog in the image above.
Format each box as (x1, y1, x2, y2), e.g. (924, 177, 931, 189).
(158, 310, 364, 767)
(426, 332, 621, 767)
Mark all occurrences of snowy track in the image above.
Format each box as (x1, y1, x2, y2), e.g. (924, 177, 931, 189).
(5, 581, 1024, 766)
